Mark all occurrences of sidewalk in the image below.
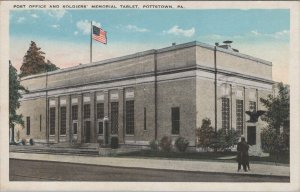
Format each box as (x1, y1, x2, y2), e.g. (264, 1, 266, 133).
(9, 152, 290, 177)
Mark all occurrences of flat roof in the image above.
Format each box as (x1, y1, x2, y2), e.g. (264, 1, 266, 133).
(21, 41, 272, 81)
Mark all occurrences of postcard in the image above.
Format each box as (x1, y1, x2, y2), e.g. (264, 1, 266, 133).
(0, 1, 299, 191)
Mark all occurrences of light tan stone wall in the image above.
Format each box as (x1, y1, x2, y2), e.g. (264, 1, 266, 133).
(196, 78, 215, 129)
(21, 75, 46, 91)
(156, 78, 197, 145)
(17, 98, 46, 142)
(125, 83, 155, 144)
(196, 46, 214, 67)
(157, 47, 196, 71)
(216, 51, 272, 80)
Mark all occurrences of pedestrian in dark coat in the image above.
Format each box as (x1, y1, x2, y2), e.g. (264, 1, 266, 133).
(237, 136, 249, 172)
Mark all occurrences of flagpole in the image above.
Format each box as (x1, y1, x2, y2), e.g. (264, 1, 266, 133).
(90, 21, 92, 63)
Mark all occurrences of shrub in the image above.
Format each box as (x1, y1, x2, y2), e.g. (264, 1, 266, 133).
(149, 139, 159, 151)
(175, 137, 189, 152)
(159, 136, 172, 152)
(196, 118, 215, 151)
(110, 137, 119, 149)
(21, 138, 26, 145)
(210, 128, 240, 151)
(29, 138, 34, 145)
(261, 127, 289, 155)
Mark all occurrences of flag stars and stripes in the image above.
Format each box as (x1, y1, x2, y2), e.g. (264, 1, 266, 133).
(92, 25, 107, 44)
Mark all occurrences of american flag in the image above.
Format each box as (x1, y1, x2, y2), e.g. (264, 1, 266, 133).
(92, 25, 107, 44)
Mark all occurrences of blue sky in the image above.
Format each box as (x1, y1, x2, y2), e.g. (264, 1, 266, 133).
(10, 9, 290, 82)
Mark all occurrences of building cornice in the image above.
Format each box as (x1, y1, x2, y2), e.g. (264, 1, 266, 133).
(20, 41, 272, 81)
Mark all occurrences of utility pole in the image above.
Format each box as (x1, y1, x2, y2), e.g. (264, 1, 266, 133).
(214, 45, 218, 132)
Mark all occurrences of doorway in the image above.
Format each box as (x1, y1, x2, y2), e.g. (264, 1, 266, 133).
(73, 122, 78, 135)
(247, 126, 256, 145)
(85, 121, 91, 143)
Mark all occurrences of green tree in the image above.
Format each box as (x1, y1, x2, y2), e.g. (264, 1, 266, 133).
(196, 118, 240, 152)
(45, 60, 59, 72)
(9, 61, 27, 143)
(196, 118, 215, 151)
(210, 128, 240, 151)
(260, 82, 290, 157)
(20, 41, 59, 77)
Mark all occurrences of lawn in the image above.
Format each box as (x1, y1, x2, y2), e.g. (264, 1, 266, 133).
(117, 150, 289, 165)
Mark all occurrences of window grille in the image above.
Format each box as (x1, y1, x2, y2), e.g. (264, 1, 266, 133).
(72, 105, 78, 120)
(126, 100, 135, 135)
(222, 98, 230, 130)
(171, 107, 180, 135)
(84, 104, 90, 119)
(110, 102, 119, 134)
(60, 106, 66, 135)
(50, 107, 55, 135)
(26, 117, 30, 135)
(97, 103, 104, 119)
(236, 100, 243, 133)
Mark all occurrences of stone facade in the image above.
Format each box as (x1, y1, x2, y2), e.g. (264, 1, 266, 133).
(17, 41, 274, 151)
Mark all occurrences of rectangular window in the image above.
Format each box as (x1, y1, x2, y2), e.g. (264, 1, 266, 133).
(171, 107, 180, 135)
(249, 101, 257, 112)
(84, 104, 90, 119)
(110, 102, 119, 135)
(98, 121, 103, 134)
(40, 115, 42, 132)
(72, 105, 78, 120)
(236, 100, 243, 133)
(144, 107, 147, 131)
(126, 100, 135, 135)
(26, 117, 30, 135)
(50, 107, 56, 135)
(222, 97, 230, 130)
(97, 103, 104, 119)
(60, 106, 66, 135)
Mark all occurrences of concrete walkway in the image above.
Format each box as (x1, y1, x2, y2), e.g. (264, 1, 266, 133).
(9, 152, 289, 177)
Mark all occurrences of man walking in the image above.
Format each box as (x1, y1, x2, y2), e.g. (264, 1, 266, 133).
(237, 136, 249, 172)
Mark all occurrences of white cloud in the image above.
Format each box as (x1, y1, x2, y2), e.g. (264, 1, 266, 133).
(45, 10, 67, 19)
(17, 17, 25, 23)
(31, 14, 39, 18)
(76, 20, 101, 35)
(201, 30, 289, 44)
(274, 30, 289, 39)
(125, 25, 149, 32)
(250, 29, 289, 39)
(163, 25, 195, 37)
(74, 31, 79, 35)
(251, 30, 260, 36)
(51, 25, 60, 29)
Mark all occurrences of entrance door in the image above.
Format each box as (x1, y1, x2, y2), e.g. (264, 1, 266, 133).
(247, 126, 256, 145)
(73, 122, 78, 135)
(85, 121, 91, 143)
(105, 121, 109, 145)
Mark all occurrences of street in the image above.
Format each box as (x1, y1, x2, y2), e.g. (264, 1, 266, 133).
(10, 159, 289, 182)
